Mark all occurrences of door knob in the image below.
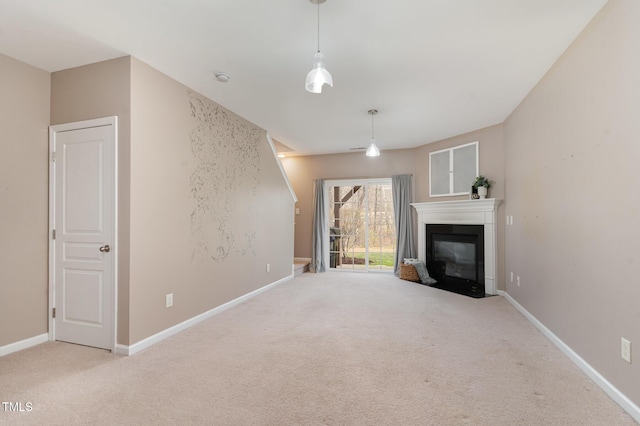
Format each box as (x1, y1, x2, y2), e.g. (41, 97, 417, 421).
(99, 245, 111, 253)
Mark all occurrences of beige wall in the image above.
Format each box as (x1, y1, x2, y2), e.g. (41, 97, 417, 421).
(3, 54, 294, 350)
(283, 124, 505, 288)
(504, 0, 640, 406)
(128, 59, 294, 343)
(49, 57, 295, 346)
(0, 54, 50, 347)
(51, 57, 132, 345)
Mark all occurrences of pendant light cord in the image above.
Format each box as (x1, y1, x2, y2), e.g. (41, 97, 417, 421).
(369, 109, 377, 140)
(371, 112, 375, 140)
(317, 1, 320, 53)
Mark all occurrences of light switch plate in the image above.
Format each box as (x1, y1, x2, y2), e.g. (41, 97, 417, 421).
(622, 337, 631, 363)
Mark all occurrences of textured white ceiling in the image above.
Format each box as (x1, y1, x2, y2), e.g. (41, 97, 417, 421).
(0, 0, 607, 155)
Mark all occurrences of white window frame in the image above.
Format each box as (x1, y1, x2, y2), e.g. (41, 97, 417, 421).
(429, 141, 479, 197)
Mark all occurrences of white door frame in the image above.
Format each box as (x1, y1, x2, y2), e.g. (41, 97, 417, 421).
(48, 116, 118, 352)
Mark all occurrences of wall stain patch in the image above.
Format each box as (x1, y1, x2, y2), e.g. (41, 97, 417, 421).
(188, 91, 260, 263)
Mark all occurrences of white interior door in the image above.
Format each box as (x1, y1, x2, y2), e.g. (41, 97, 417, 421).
(49, 117, 117, 351)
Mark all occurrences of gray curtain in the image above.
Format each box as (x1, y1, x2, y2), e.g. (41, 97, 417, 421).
(392, 174, 416, 276)
(310, 179, 326, 273)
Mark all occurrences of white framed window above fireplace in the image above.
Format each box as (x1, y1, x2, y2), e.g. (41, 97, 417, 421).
(429, 141, 478, 197)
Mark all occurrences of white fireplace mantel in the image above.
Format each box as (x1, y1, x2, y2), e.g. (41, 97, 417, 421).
(411, 199, 501, 295)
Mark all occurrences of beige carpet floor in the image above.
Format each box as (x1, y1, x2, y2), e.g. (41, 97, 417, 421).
(0, 272, 637, 425)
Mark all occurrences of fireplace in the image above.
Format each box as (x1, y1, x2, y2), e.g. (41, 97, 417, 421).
(411, 199, 500, 296)
(426, 224, 485, 298)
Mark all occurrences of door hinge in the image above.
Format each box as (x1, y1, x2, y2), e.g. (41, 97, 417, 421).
(52, 229, 56, 240)
(51, 151, 56, 162)
(52, 307, 56, 318)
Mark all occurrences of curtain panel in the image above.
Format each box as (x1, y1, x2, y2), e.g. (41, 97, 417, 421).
(310, 179, 327, 273)
(392, 174, 416, 275)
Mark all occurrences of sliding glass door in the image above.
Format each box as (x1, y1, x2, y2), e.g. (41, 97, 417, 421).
(326, 179, 395, 272)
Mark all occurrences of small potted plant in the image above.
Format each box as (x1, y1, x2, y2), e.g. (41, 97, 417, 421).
(472, 175, 491, 199)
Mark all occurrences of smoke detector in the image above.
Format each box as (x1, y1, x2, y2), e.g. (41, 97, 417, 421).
(215, 72, 230, 83)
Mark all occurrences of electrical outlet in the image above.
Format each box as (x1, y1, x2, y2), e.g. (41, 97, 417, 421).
(621, 338, 631, 363)
(266, 263, 270, 272)
(166, 293, 173, 308)
(517, 276, 521, 287)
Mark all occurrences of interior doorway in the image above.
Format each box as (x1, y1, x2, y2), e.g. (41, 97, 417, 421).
(49, 117, 117, 351)
(326, 179, 395, 272)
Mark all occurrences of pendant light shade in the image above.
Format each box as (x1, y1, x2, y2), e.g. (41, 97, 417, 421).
(305, 52, 333, 94)
(305, 0, 332, 94)
(366, 109, 381, 157)
(366, 140, 380, 157)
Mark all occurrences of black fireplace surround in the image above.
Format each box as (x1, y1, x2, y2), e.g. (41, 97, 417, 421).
(425, 224, 485, 298)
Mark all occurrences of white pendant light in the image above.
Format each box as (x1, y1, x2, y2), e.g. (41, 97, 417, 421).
(366, 109, 381, 157)
(305, 0, 333, 94)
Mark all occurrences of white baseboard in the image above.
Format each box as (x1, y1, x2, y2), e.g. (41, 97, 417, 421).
(294, 257, 311, 263)
(116, 273, 294, 356)
(503, 292, 640, 423)
(0, 333, 49, 357)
